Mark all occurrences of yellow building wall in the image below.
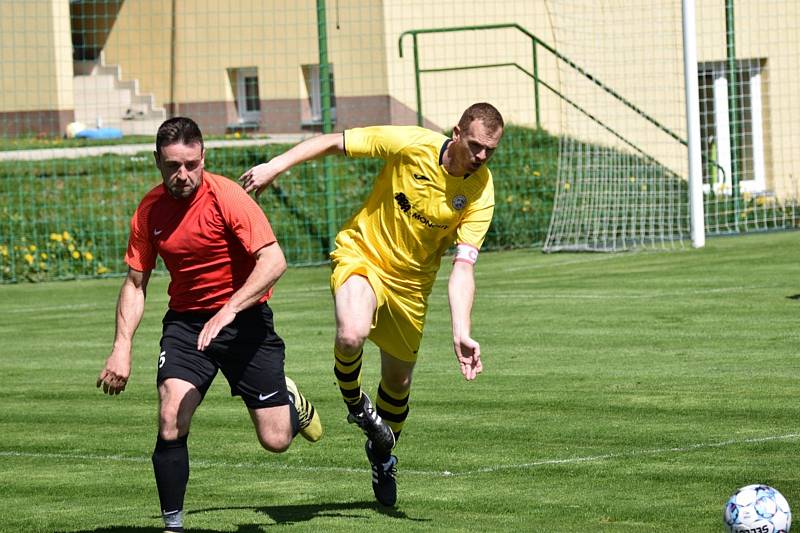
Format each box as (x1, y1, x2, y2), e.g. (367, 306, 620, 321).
(0, 0, 73, 113)
(102, 1, 388, 110)
(99, 1, 172, 109)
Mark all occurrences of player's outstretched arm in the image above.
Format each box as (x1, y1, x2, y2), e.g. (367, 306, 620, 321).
(239, 132, 344, 197)
(97, 267, 150, 395)
(448, 260, 483, 381)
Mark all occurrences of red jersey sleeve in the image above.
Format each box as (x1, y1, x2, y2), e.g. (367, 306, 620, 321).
(124, 191, 159, 272)
(211, 173, 276, 254)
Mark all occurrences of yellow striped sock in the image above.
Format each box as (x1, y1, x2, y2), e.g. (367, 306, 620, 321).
(334, 347, 363, 407)
(376, 381, 409, 437)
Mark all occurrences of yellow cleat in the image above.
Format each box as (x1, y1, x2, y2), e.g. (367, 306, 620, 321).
(286, 377, 324, 442)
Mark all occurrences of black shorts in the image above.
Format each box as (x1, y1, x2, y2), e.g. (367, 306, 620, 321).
(158, 302, 289, 409)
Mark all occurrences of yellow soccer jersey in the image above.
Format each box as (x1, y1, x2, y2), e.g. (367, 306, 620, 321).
(336, 125, 495, 294)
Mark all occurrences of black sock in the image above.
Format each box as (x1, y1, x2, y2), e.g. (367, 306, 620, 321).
(152, 434, 189, 516)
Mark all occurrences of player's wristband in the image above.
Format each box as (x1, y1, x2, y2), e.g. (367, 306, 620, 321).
(453, 243, 479, 265)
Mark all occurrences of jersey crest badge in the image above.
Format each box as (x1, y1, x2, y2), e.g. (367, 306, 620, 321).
(451, 194, 467, 210)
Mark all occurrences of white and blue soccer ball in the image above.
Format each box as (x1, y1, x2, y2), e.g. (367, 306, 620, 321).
(724, 484, 791, 532)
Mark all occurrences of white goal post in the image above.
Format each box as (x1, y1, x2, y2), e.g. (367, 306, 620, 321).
(684, 0, 705, 249)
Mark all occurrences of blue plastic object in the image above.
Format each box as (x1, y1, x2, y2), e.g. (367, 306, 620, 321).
(75, 127, 124, 140)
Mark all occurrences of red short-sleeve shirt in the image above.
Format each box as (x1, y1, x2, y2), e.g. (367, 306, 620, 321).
(125, 171, 276, 312)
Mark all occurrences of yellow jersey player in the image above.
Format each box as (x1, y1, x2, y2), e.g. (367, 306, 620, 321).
(240, 103, 504, 507)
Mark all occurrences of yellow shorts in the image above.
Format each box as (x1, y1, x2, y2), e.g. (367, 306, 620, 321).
(330, 252, 428, 363)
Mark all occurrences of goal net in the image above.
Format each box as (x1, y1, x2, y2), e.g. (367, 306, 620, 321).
(543, 0, 800, 252)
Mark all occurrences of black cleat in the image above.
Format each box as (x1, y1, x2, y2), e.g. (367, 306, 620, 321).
(346, 392, 395, 454)
(365, 439, 397, 507)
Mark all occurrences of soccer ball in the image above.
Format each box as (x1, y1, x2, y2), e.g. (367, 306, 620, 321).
(723, 484, 791, 532)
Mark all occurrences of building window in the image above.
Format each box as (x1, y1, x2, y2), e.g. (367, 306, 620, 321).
(234, 67, 260, 124)
(698, 59, 767, 195)
(302, 64, 336, 125)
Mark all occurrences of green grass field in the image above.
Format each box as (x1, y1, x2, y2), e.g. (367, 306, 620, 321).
(1, 231, 799, 532)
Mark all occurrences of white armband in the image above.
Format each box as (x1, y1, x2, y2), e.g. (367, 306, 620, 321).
(453, 243, 479, 265)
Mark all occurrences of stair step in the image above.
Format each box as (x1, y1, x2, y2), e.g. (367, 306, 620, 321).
(73, 55, 166, 136)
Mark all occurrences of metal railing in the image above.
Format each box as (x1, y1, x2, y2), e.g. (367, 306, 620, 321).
(398, 23, 687, 151)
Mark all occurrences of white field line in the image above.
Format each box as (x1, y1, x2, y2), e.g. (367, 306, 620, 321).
(1, 283, 778, 317)
(2, 302, 115, 314)
(445, 433, 800, 477)
(2, 433, 797, 478)
(480, 284, 782, 300)
(489, 252, 635, 273)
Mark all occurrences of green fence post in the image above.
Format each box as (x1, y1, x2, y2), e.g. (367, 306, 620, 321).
(532, 37, 540, 129)
(413, 33, 423, 127)
(317, 0, 336, 253)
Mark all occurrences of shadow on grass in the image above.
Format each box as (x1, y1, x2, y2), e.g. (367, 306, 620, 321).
(255, 499, 427, 523)
(61, 499, 431, 532)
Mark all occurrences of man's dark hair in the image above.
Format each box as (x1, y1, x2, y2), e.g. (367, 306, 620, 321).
(156, 117, 204, 154)
(457, 102, 504, 132)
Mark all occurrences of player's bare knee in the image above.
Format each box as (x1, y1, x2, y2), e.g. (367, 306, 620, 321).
(158, 423, 182, 441)
(335, 329, 367, 355)
(257, 430, 292, 453)
(158, 403, 175, 424)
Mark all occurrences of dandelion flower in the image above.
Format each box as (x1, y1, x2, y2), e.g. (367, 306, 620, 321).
(40, 252, 48, 260)
(68, 243, 76, 252)
(71, 250, 80, 259)
(50, 233, 63, 242)
(97, 265, 109, 275)
(62, 231, 72, 241)
(83, 251, 94, 262)
(24, 253, 34, 264)
(28, 244, 37, 252)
